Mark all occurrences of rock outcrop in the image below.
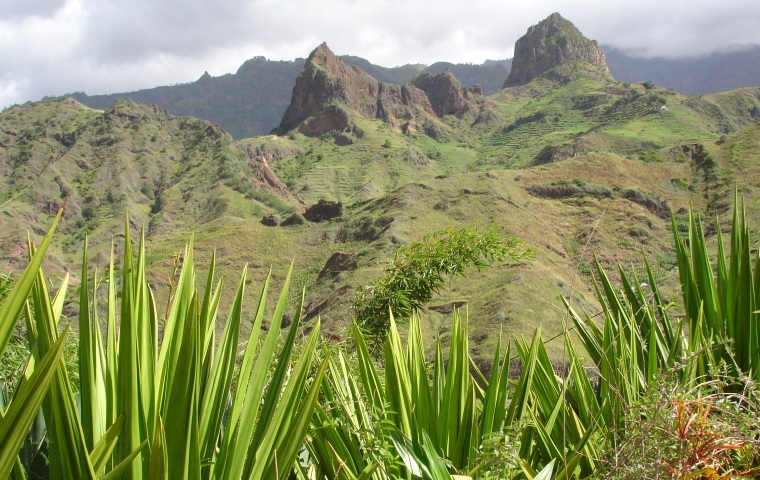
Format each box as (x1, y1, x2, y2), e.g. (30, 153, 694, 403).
(412, 70, 472, 117)
(304, 200, 344, 222)
(276, 43, 472, 136)
(375, 82, 435, 123)
(278, 43, 380, 133)
(317, 252, 357, 282)
(239, 143, 292, 194)
(504, 12, 611, 88)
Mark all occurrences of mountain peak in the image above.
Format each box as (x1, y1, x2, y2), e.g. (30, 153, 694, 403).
(306, 42, 340, 68)
(277, 43, 474, 137)
(504, 13, 610, 87)
(310, 42, 334, 58)
(276, 43, 381, 134)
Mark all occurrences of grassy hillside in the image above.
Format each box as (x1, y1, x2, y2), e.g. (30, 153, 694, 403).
(0, 98, 300, 276)
(3, 61, 760, 365)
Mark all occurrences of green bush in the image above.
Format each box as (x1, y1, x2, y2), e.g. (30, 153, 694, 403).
(353, 224, 532, 343)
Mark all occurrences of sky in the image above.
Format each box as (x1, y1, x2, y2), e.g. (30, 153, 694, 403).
(2, 0, 759, 109)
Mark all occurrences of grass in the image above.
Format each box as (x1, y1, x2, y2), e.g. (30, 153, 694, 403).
(3, 62, 760, 376)
(2, 190, 760, 480)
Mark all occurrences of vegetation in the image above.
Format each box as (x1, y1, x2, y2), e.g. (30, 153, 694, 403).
(353, 225, 533, 342)
(0, 196, 758, 478)
(0, 273, 13, 308)
(5, 25, 760, 478)
(4, 57, 760, 355)
(1, 212, 326, 479)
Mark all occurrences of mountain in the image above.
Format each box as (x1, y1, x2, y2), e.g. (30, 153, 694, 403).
(425, 60, 512, 96)
(5, 13, 760, 366)
(0, 98, 300, 273)
(275, 42, 480, 138)
(605, 45, 760, 95)
(505, 12, 610, 87)
(58, 30, 760, 142)
(68, 57, 305, 140)
(337, 56, 425, 85)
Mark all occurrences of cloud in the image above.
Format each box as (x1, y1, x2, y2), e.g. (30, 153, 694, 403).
(0, 0, 68, 21)
(1, 0, 759, 109)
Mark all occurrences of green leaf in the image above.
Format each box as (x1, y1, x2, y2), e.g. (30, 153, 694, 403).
(89, 414, 125, 474)
(0, 207, 63, 356)
(0, 327, 69, 479)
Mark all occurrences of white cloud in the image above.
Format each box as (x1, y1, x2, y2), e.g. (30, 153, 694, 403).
(1, 0, 759, 109)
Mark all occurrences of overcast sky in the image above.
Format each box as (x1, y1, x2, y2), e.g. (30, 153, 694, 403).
(2, 0, 759, 109)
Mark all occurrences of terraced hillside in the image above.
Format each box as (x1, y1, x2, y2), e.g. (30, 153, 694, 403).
(2, 13, 760, 366)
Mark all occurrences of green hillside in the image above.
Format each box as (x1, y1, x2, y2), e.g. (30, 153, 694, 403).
(4, 12, 760, 367)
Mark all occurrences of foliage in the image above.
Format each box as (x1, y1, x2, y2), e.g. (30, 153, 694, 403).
(598, 372, 760, 478)
(353, 224, 533, 341)
(0, 208, 69, 479)
(307, 313, 521, 479)
(0, 273, 14, 309)
(2, 193, 759, 479)
(562, 195, 760, 477)
(672, 196, 760, 380)
(3, 214, 327, 479)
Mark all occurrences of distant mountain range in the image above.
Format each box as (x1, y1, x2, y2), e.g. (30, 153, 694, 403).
(604, 45, 760, 95)
(62, 44, 760, 139)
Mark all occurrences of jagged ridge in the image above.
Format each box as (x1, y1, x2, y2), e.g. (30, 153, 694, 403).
(276, 43, 481, 137)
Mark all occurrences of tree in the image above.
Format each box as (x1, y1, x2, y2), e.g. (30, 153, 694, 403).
(643, 80, 655, 90)
(353, 224, 533, 342)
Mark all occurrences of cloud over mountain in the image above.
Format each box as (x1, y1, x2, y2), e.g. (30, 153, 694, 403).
(1, 0, 759, 109)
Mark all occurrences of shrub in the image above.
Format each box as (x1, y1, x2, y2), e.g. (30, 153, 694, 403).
(599, 372, 760, 478)
(353, 224, 532, 342)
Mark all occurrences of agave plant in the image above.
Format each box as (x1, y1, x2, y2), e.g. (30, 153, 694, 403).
(0, 209, 72, 479)
(8, 213, 327, 479)
(558, 196, 759, 476)
(672, 197, 759, 380)
(306, 309, 592, 479)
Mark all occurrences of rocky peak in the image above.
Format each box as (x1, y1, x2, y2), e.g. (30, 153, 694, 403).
(412, 70, 471, 117)
(277, 43, 380, 133)
(504, 12, 610, 88)
(276, 43, 477, 138)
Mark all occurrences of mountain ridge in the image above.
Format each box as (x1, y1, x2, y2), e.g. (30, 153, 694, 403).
(49, 22, 760, 140)
(4, 13, 760, 363)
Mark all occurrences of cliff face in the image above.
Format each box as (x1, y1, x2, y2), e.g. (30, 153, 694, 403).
(278, 43, 380, 133)
(412, 70, 474, 117)
(375, 82, 436, 122)
(504, 12, 611, 88)
(277, 43, 476, 136)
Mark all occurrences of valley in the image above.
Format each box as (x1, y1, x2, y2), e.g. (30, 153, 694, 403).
(2, 13, 760, 369)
